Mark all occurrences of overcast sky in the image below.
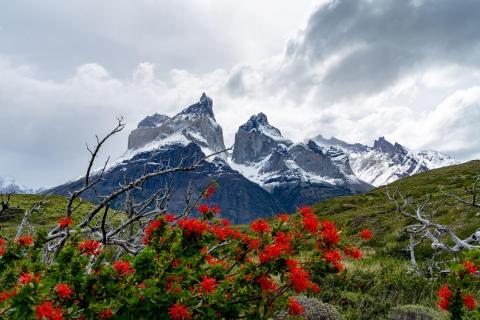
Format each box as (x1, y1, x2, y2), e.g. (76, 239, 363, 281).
(1, 0, 480, 189)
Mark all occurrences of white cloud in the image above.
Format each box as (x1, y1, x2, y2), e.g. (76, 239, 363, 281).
(1, 0, 480, 189)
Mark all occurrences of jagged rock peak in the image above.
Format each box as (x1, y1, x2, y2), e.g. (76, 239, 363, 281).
(239, 113, 284, 140)
(241, 113, 269, 130)
(137, 113, 170, 128)
(179, 93, 215, 119)
(373, 136, 394, 153)
(373, 137, 407, 155)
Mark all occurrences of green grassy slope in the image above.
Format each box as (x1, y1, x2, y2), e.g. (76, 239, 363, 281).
(313, 160, 480, 244)
(0, 194, 95, 236)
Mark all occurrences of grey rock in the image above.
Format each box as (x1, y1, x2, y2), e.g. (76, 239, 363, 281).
(128, 93, 225, 152)
(137, 113, 170, 128)
(232, 113, 291, 164)
(276, 296, 344, 320)
(387, 304, 448, 320)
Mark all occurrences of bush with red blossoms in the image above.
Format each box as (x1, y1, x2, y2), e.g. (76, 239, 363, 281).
(435, 251, 480, 319)
(0, 202, 368, 319)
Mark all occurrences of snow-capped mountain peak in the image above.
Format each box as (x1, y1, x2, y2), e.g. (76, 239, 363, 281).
(128, 93, 225, 153)
(178, 92, 215, 120)
(310, 135, 457, 187)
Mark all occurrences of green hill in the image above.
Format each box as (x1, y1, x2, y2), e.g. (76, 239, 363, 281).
(313, 160, 480, 245)
(0, 194, 95, 237)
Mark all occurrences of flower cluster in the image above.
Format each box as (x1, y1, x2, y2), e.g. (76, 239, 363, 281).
(78, 239, 102, 256)
(58, 216, 73, 228)
(436, 258, 479, 317)
(0, 192, 367, 319)
(16, 234, 33, 246)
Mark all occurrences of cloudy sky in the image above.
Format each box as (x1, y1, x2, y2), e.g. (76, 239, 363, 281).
(1, 0, 480, 189)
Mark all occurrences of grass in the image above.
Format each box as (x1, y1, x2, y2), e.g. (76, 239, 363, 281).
(0, 194, 95, 237)
(310, 160, 480, 319)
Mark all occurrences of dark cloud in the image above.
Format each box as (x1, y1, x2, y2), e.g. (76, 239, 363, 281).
(286, 0, 480, 100)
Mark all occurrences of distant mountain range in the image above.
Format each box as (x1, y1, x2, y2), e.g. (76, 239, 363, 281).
(0, 176, 43, 194)
(48, 94, 457, 223)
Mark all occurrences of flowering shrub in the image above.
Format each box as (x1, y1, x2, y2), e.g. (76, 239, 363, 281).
(0, 200, 367, 319)
(436, 250, 480, 319)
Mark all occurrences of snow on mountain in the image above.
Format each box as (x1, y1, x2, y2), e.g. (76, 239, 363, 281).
(311, 135, 457, 187)
(128, 93, 225, 154)
(50, 93, 456, 221)
(0, 176, 41, 194)
(231, 114, 372, 194)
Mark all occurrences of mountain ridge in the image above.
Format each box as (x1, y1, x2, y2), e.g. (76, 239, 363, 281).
(47, 94, 457, 222)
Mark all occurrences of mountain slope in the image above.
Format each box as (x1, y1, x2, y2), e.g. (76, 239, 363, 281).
(311, 135, 457, 187)
(312, 160, 480, 244)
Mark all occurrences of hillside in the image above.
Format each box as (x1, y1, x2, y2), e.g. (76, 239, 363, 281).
(0, 194, 95, 236)
(313, 160, 480, 246)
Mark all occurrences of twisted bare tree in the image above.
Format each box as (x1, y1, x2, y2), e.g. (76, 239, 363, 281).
(387, 177, 480, 275)
(40, 118, 229, 262)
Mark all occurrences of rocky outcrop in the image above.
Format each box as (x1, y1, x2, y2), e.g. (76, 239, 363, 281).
(128, 93, 225, 152)
(232, 113, 291, 164)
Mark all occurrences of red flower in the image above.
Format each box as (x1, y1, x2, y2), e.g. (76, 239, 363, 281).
(437, 284, 452, 300)
(143, 219, 163, 244)
(302, 212, 319, 234)
(463, 294, 476, 310)
(0, 289, 15, 302)
(289, 265, 311, 293)
(16, 235, 33, 246)
(438, 298, 449, 310)
(178, 218, 209, 236)
(99, 308, 113, 319)
(58, 216, 73, 228)
(250, 219, 271, 234)
(320, 220, 339, 245)
(114, 260, 135, 277)
(259, 241, 290, 264)
(200, 275, 218, 294)
(324, 249, 344, 271)
(211, 205, 221, 215)
(359, 229, 373, 241)
(464, 261, 477, 274)
(0, 238, 5, 256)
(55, 283, 73, 299)
(19, 272, 34, 284)
(169, 303, 191, 320)
(198, 204, 210, 215)
(277, 213, 289, 223)
(344, 247, 362, 260)
(165, 214, 176, 223)
(299, 206, 312, 217)
(437, 284, 452, 311)
(288, 297, 304, 316)
(36, 301, 63, 320)
(257, 275, 278, 292)
(204, 185, 216, 199)
(78, 239, 102, 256)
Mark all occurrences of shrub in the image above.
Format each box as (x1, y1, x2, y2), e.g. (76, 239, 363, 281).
(387, 304, 447, 320)
(0, 205, 366, 319)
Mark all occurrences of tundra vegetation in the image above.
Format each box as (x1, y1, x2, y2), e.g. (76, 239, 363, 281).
(0, 121, 479, 319)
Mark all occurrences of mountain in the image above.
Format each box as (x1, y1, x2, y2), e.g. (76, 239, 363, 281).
(230, 113, 372, 211)
(311, 135, 457, 187)
(0, 176, 41, 194)
(48, 94, 456, 222)
(49, 94, 282, 223)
